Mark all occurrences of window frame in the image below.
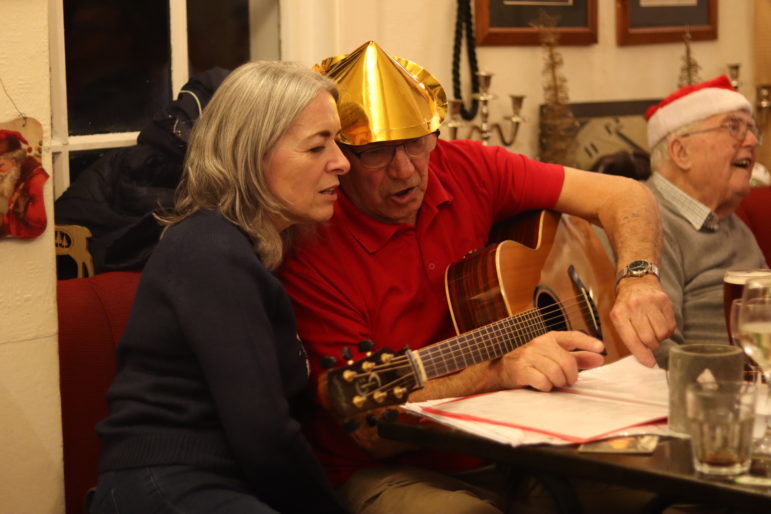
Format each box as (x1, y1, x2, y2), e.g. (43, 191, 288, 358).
(48, 0, 189, 199)
(48, 0, 279, 200)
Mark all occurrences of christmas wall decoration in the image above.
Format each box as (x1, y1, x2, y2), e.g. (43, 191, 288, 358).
(0, 117, 48, 240)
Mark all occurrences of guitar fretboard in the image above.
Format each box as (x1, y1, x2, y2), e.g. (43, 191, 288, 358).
(415, 308, 551, 379)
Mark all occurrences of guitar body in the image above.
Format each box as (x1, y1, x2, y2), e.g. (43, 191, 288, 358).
(445, 210, 628, 363)
(323, 210, 629, 420)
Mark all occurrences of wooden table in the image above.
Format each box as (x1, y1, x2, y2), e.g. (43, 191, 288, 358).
(379, 418, 771, 513)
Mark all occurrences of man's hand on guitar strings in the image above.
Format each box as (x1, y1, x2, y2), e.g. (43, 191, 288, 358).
(491, 331, 605, 392)
(610, 275, 675, 367)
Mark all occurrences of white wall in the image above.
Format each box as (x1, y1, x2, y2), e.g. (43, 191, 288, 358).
(280, 0, 755, 158)
(0, 1, 63, 513)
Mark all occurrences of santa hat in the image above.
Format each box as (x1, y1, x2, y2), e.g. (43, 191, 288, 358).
(646, 75, 752, 149)
(0, 130, 32, 155)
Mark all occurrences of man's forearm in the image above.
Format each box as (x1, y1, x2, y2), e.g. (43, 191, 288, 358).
(601, 181, 663, 271)
(556, 168, 663, 268)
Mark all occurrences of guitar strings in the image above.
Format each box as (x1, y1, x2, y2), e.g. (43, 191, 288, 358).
(357, 292, 593, 377)
(421, 292, 592, 366)
(348, 292, 599, 401)
(419, 294, 594, 372)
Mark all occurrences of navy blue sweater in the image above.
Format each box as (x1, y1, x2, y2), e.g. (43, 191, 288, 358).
(96, 210, 345, 513)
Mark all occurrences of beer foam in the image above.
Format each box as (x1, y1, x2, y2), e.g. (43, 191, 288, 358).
(724, 269, 771, 285)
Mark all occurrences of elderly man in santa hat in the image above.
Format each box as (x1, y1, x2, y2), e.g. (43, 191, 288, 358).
(645, 75, 767, 367)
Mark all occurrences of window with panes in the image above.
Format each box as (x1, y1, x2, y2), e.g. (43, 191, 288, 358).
(50, 0, 278, 198)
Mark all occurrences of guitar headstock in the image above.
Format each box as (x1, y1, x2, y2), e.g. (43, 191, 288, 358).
(321, 343, 421, 419)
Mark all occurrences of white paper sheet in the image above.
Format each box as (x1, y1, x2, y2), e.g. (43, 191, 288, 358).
(401, 356, 671, 445)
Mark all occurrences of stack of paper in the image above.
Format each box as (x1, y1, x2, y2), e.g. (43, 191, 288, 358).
(401, 356, 670, 446)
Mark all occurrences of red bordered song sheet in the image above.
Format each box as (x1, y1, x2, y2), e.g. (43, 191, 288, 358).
(402, 356, 669, 444)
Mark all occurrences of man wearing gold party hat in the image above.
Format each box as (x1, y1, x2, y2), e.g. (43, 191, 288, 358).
(280, 41, 673, 513)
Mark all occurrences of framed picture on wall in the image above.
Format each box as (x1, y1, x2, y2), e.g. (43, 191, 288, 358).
(539, 99, 660, 178)
(616, 0, 718, 46)
(474, 0, 598, 46)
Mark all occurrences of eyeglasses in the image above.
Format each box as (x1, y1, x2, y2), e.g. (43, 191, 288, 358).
(345, 133, 438, 168)
(680, 117, 762, 145)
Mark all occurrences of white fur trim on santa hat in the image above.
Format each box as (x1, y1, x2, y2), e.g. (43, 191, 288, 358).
(647, 80, 752, 150)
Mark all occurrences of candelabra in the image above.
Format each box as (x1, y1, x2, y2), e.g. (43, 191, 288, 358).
(446, 71, 524, 146)
(727, 63, 741, 90)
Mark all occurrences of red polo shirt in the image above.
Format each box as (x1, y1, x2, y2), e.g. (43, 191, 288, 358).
(279, 138, 564, 485)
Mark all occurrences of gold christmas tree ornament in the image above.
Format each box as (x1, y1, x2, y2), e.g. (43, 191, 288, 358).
(678, 30, 702, 88)
(315, 41, 447, 146)
(533, 10, 578, 167)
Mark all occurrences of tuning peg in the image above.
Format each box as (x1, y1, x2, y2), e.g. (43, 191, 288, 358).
(320, 355, 337, 370)
(381, 409, 398, 423)
(366, 414, 378, 427)
(357, 339, 375, 353)
(342, 418, 360, 433)
(342, 347, 353, 363)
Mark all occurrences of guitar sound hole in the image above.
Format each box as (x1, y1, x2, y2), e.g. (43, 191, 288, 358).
(534, 289, 568, 332)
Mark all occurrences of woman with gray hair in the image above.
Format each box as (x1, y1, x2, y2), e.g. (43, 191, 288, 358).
(92, 61, 349, 513)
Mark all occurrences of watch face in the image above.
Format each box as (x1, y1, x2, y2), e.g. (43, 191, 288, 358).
(616, 260, 658, 285)
(629, 260, 650, 273)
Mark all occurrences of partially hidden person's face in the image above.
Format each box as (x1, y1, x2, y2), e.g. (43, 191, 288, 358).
(263, 91, 349, 231)
(680, 110, 759, 217)
(338, 132, 437, 225)
(0, 156, 17, 175)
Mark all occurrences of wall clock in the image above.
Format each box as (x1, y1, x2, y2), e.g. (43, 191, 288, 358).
(539, 99, 660, 178)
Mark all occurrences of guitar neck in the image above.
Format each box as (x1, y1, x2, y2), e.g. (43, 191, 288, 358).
(414, 309, 548, 380)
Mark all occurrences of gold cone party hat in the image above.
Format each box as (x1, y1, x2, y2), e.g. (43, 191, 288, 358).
(315, 41, 447, 146)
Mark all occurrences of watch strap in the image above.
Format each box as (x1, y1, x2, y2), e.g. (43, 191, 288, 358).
(615, 260, 660, 286)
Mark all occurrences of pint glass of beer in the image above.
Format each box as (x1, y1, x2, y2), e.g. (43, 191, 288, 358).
(724, 269, 771, 339)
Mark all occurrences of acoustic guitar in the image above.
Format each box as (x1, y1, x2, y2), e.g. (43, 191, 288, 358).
(321, 210, 626, 420)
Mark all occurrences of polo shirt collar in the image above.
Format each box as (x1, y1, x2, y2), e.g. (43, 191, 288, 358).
(335, 169, 454, 254)
(650, 172, 719, 231)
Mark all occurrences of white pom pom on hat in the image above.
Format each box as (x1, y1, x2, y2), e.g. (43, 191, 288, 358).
(646, 75, 752, 149)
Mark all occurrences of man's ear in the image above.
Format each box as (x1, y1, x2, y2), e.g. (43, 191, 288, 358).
(668, 137, 692, 171)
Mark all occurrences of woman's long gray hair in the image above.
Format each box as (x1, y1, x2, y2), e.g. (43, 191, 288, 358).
(158, 61, 338, 269)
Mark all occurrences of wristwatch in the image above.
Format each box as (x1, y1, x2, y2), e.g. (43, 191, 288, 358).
(615, 259, 660, 286)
